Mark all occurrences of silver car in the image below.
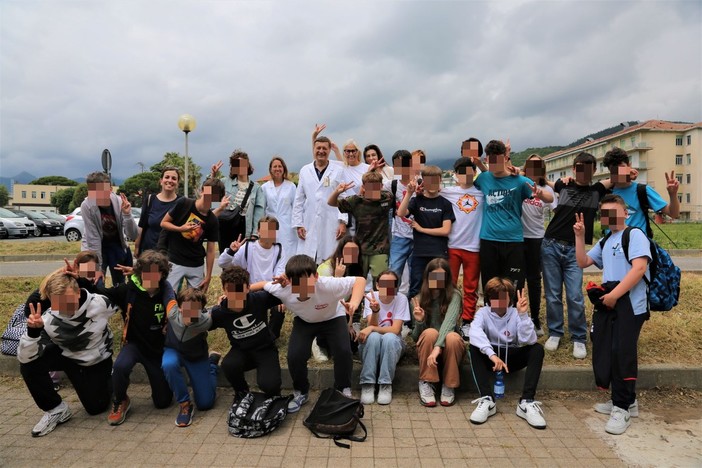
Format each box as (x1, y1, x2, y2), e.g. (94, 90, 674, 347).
(0, 208, 34, 238)
(64, 207, 141, 242)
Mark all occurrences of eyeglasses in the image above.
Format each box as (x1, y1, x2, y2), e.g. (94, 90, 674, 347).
(344, 149, 358, 154)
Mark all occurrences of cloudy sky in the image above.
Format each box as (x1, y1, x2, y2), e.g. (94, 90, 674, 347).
(1, 0, 700, 182)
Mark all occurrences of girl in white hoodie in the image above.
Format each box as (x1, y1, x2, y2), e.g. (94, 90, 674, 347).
(467, 277, 547, 429)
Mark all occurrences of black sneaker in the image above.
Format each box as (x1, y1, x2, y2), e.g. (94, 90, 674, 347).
(208, 352, 222, 367)
(175, 401, 194, 427)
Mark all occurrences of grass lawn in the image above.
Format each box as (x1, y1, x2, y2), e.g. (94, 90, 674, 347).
(0, 240, 81, 256)
(591, 221, 702, 250)
(2, 272, 700, 367)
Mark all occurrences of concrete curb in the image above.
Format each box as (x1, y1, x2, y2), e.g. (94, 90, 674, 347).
(1, 354, 699, 392)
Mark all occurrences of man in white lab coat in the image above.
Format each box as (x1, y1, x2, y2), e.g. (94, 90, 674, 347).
(292, 136, 348, 263)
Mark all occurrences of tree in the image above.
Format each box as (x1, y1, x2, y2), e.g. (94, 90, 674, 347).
(69, 183, 88, 212)
(150, 152, 202, 197)
(30, 176, 78, 186)
(0, 186, 9, 206)
(120, 172, 160, 207)
(51, 187, 76, 214)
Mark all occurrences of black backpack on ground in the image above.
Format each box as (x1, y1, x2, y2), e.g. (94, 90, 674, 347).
(303, 388, 367, 448)
(227, 392, 293, 438)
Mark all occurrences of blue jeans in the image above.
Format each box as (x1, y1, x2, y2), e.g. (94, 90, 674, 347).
(161, 348, 218, 410)
(541, 238, 587, 343)
(359, 332, 405, 385)
(388, 236, 413, 283)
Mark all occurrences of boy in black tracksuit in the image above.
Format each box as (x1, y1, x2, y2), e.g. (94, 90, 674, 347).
(88, 250, 176, 425)
(209, 266, 282, 399)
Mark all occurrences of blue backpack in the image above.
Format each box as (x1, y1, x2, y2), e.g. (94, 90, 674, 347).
(599, 226, 681, 311)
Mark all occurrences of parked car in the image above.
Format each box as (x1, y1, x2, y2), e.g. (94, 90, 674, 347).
(0, 208, 34, 238)
(10, 209, 63, 236)
(41, 211, 67, 225)
(63, 207, 141, 242)
(0, 221, 8, 239)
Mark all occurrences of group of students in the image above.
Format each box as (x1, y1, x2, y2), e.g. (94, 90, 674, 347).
(17, 128, 679, 438)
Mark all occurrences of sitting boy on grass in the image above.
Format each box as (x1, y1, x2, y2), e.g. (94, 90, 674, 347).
(162, 287, 219, 427)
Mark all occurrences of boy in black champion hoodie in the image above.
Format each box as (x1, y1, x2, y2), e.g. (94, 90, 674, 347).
(87, 250, 176, 426)
(209, 266, 282, 400)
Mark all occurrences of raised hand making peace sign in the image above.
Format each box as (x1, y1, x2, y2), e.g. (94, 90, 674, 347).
(27, 303, 44, 329)
(516, 288, 528, 314)
(412, 297, 425, 323)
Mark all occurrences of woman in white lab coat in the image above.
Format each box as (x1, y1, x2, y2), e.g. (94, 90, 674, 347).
(261, 156, 297, 261)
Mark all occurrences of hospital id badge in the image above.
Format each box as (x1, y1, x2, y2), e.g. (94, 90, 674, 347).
(323, 176, 330, 187)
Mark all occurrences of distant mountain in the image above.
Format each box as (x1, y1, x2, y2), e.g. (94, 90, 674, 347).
(510, 146, 565, 167)
(0, 171, 37, 192)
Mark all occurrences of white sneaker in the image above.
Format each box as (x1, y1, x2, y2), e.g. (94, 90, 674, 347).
(287, 390, 309, 413)
(360, 384, 375, 405)
(342, 387, 352, 398)
(573, 342, 587, 359)
(32, 401, 72, 437)
(605, 406, 631, 435)
(594, 399, 639, 417)
(535, 327, 545, 337)
(377, 384, 392, 405)
(545, 336, 561, 351)
(516, 400, 547, 429)
(460, 323, 471, 341)
(311, 338, 329, 362)
(440, 384, 455, 406)
(418, 381, 436, 407)
(469, 396, 496, 424)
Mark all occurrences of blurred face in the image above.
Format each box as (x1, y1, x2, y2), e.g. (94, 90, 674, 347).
(524, 158, 545, 181)
(393, 158, 412, 182)
(455, 166, 475, 187)
(78, 261, 98, 280)
(487, 154, 508, 173)
(88, 182, 112, 207)
(225, 283, 249, 310)
(342, 243, 360, 264)
(230, 158, 249, 178)
(377, 274, 398, 300)
(364, 149, 379, 164)
(180, 300, 201, 325)
(610, 163, 631, 185)
(201, 185, 219, 204)
(258, 220, 278, 243)
(574, 162, 595, 185)
(362, 181, 382, 201)
(270, 160, 285, 181)
(344, 145, 360, 165)
(428, 268, 447, 290)
(50, 289, 80, 317)
(461, 141, 480, 159)
(422, 174, 441, 193)
(160, 170, 179, 192)
(141, 264, 162, 290)
(490, 290, 510, 316)
(291, 275, 316, 300)
(314, 142, 330, 165)
(600, 203, 627, 230)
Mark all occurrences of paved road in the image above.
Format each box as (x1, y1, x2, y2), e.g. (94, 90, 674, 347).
(0, 256, 700, 277)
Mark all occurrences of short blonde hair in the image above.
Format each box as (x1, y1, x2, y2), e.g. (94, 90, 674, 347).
(361, 171, 383, 184)
(40, 270, 79, 300)
(421, 165, 442, 178)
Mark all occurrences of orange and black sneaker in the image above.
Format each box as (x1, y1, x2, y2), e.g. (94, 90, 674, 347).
(175, 400, 194, 427)
(107, 396, 131, 426)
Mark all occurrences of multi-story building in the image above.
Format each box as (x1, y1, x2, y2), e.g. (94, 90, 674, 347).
(9, 184, 73, 212)
(544, 120, 702, 221)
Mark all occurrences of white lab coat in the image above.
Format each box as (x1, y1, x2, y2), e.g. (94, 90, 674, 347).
(261, 179, 298, 261)
(292, 161, 348, 263)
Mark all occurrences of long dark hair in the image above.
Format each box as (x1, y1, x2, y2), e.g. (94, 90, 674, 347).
(327, 236, 363, 277)
(418, 258, 456, 322)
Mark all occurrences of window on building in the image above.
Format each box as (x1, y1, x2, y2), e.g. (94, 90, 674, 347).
(687, 174, 691, 184)
(31, 191, 37, 199)
(687, 135, 692, 145)
(630, 136, 636, 147)
(21, 190, 26, 198)
(675, 155, 683, 165)
(677, 194, 682, 203)
(687, 154, 692, 165)
(675, 135, 683, 146)
(686, 193, 691, 203)
(40, 192, 46, 199)
(675, 174, 683, 184)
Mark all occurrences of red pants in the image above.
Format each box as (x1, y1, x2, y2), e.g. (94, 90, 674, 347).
(449, 248, 480, 321)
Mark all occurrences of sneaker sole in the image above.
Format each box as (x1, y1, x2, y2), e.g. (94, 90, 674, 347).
(419, 397, 437, 408)
(175, 409, 195, 427)
(440, 398, 455, 407)
(31, 409, 72, 437)
(469, 407, 496, 425)
(605, 420, 631, 435)
(108, 401, 131, 426)
(516, 407, 546, 430)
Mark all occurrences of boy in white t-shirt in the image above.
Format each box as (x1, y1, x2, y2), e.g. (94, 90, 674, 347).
(356, 270, 410, 405)
(441, 157, 484, 336)
(575, 194, 651, 436)
(257, 254, 365, 413)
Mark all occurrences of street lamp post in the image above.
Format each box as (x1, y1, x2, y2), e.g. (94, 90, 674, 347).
(177, 114, 197, 197)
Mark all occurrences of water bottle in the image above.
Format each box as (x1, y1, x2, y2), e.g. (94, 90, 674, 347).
(494, 370, 505, 399)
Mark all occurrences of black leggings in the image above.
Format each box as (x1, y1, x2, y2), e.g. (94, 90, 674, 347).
(523, 238, 543, 327)
(479, 239, 526, 299)
(287, 316, 352, 394)
(20, 344, 113, 414)
(221, 346, 281, 397)
(468, 343, 544, 401)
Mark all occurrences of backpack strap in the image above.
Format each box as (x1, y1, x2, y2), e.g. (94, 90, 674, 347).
(391, 179, 398, 219)
(635, 183, 654, 239)
(621, 226, 653, 286)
